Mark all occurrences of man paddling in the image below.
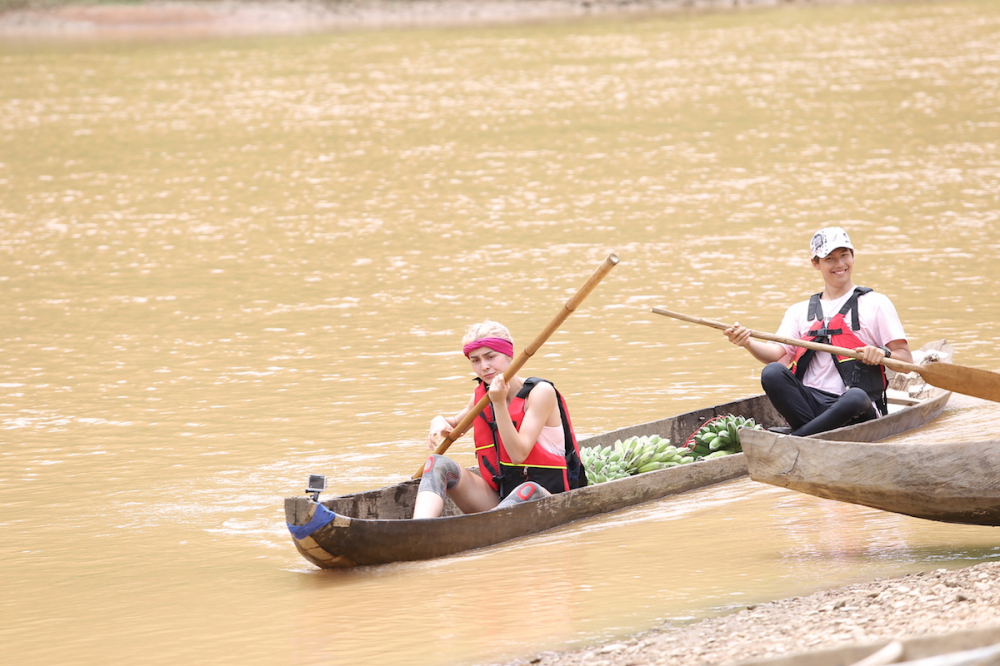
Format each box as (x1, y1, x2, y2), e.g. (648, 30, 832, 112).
(723, 227, 913, 436)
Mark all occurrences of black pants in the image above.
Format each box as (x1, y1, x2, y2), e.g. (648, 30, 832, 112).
(760, 363, 877, 437)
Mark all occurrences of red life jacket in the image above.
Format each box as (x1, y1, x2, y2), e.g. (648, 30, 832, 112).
(473, 377, 587, 499)
(788, 287, 888, 415)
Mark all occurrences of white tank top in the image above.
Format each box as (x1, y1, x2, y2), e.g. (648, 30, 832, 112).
(534, 424, 566, 457)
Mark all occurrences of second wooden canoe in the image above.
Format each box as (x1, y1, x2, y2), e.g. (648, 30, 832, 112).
(741, 428, 1000, 527)
(736, 624, 1000, 666)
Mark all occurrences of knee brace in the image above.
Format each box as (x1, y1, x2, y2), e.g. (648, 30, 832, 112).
(417, 454, 461, 499)
(496, 481, 551, 509)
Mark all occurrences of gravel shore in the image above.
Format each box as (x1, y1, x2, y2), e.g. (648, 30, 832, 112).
(484, 560, 1000, 666)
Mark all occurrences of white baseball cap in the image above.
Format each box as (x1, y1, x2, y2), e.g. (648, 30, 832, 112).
(810, 227, 854, 259)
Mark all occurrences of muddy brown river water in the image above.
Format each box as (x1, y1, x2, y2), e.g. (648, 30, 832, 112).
(2, 1, 1000, 665)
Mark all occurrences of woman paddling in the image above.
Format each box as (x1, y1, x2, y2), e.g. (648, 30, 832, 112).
(412, 321, 586, 519)
(724, 227, 913, 437)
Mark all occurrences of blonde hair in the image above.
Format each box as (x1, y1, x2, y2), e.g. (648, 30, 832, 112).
(462, 320, 512, 347)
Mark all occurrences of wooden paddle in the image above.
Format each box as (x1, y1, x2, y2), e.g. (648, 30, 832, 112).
(651, 306, 1000, 404)
(413, 253, 620, 478)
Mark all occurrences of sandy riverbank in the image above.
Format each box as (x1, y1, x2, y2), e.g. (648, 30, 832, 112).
(0, 0, 906, 38)
(484, 560, 1000, 666)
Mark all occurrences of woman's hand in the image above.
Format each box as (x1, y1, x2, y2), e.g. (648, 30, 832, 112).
(428, 415, 453, 450)
(488, 375, 510, 405)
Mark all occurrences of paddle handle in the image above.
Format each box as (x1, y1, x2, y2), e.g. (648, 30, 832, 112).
(414, 253, 620, 478)
(650, 307, 923, 374)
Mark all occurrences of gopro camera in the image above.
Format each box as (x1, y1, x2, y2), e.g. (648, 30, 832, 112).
(305, 474, 327, 501)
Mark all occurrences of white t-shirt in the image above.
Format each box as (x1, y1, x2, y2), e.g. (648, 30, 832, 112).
(775, 289, 906, 395)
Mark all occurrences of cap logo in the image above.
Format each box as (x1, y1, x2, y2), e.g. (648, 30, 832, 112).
(810, 226, 854, 259)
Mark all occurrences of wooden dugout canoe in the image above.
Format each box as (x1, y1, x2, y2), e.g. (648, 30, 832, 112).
(737, 624, 1000, 666)
(285, 344, 952, 568)
(737, 341, 1000, 527)
(740, 427, 1000, 527)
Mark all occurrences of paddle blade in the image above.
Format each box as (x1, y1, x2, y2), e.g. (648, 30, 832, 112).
(918, 361, 1000, 403)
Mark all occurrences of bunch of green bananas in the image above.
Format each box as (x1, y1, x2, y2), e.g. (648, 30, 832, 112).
(580, 434, 695, 484)
(686, 414, 762, 458)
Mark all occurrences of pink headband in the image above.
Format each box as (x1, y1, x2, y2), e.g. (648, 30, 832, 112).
(462, 337, 514, 358)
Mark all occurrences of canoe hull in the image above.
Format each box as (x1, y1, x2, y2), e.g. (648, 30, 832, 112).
(741, 429, 1000, 527)
(287, 452, 748, 568)
(286, 375, 951, 568)
(738, 624, 1000, 666)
